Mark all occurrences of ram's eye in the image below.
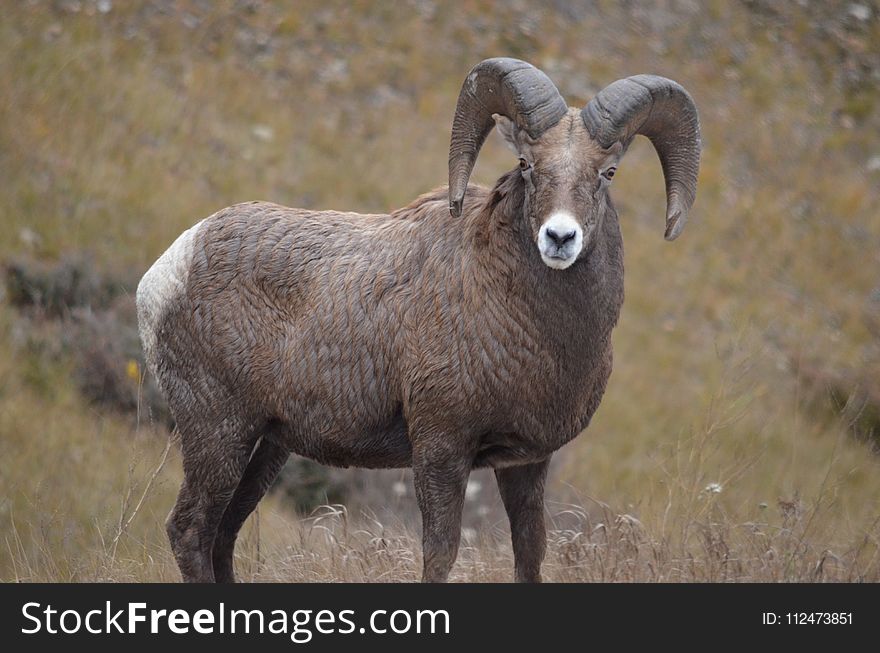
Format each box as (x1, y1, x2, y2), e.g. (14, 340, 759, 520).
(601, 167, 616, 181)
(519, 157, 530, 171)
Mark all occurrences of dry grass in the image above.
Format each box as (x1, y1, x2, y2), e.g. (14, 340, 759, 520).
(4, 348, 877, 582)
(2, 1, 880, 582)
(7, 498, 878, 582)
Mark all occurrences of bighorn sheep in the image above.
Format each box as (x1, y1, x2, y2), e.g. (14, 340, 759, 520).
(137, 58, 700, 583)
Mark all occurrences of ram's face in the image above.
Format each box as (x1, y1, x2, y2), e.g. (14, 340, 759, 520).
(495, 110, 621, 270)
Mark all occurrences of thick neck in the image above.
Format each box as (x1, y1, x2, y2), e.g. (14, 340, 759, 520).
(467, 171, 624, 355)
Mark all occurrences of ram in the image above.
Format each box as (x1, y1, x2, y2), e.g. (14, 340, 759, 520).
(137, 58, 701, 583)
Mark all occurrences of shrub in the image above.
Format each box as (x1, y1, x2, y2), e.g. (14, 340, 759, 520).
(4, 256, 126, 318)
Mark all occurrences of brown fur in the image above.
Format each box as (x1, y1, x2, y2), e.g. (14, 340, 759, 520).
(140, 110, 627, 583)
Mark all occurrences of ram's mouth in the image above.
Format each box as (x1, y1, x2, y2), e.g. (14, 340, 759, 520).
(540, 251, 577, 270)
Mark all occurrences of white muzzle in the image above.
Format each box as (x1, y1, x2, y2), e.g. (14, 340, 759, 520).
(538, 212, 583, 270)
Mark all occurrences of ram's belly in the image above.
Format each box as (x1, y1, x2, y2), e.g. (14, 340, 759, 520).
(472, 440, 557, 469)
(283, 409, 412, 469)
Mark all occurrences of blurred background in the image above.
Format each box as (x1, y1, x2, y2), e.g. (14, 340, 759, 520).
(1, 0, 879, 582)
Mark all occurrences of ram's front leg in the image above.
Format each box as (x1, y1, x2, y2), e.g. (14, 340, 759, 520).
(495, 458, 551, 583)
(411, 437, 472, 583)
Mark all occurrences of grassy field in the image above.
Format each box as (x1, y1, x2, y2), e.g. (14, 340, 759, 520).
(2, 0, 879, 582)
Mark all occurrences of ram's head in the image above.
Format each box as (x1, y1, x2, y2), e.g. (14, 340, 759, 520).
(448, 58, 701, 270)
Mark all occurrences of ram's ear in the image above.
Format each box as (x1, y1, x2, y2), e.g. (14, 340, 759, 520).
(493, 114, 521, 153)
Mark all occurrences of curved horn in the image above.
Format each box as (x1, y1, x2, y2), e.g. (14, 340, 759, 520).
(582, 75, 701, 240)
(448, 58, 568, 217)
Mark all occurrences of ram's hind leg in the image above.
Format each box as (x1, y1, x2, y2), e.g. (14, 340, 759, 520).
(167, 412, 259, 583)
(212, 433, 290, 583)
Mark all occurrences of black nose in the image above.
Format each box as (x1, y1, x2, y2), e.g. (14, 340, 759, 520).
(546, 227, 576, 246)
